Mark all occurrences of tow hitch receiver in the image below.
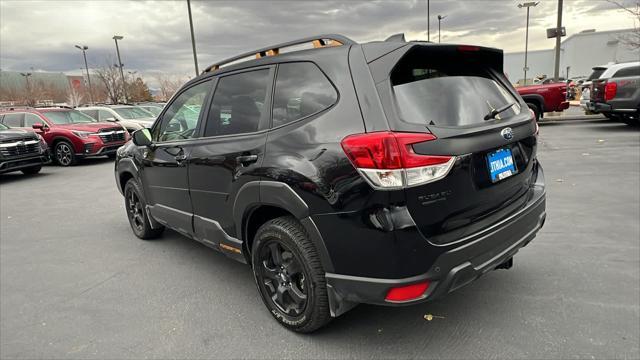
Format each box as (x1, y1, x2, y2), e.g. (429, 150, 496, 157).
(495, 257, 513, 270)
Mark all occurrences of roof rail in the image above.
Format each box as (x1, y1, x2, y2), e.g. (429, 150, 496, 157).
(203, 34, 356, 73)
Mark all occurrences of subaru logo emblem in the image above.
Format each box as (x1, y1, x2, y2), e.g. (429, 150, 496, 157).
(501, 127, 514, 140)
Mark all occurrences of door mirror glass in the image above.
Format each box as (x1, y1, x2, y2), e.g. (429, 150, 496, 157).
(132, 128, 153, 147)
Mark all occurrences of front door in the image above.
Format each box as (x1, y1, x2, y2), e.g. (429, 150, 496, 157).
(188, 67, 274, 245)
(140, 79, 214, 236)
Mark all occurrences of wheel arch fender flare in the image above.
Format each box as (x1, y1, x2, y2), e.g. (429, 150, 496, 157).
(233, 180, 334, 272)
(521, 94, 545, 112)
(116, 157, 139, 195)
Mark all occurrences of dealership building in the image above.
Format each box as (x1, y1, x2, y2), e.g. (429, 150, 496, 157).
(504, 28, 639, 84)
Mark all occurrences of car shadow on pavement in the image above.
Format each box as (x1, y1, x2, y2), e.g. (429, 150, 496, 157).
(0, 171, 52, 185)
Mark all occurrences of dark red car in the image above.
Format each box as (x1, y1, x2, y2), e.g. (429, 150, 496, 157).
(0, 108, 129, 166)
(517, 82, 570, 121)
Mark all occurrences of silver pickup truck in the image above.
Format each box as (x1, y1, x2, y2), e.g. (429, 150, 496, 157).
(590, 62, 640, 126)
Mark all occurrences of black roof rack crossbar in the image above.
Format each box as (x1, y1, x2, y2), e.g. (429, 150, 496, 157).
(203, 34, 356, 73)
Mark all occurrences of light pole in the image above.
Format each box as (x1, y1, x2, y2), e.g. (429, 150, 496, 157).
(112, 35, 128, 103)
(437, 15, 447, 43)
(518, 2, 539, 85)
(20, 72, 32, 106)
(186, 0, 199, 76)
(75, 45, 93, 104)
(553, 0, 563, 82)
(427, 0, 430, 42)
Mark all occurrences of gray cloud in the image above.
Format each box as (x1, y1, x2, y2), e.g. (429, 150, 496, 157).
(0, 0, 631, 79)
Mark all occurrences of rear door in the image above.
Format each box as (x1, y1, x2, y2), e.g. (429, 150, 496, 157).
(188, 67, 273, 245)
(371, 44, 538, 244)
(140, 79, 214, 236)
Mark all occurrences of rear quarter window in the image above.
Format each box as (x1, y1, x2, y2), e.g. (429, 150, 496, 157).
(612, 66, 640, 78)
(2, 113, 24, 127)
(272, 62, 337, 128)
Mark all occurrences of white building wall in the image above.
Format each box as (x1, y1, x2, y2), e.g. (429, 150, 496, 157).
(504, 29, 640, 83)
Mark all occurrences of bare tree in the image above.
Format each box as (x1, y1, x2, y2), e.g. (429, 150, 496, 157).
(66, 86, 83, 107)
(153, 73, 184, 101)
(607, 0, 640, 49)
(94, 57, 123, 104)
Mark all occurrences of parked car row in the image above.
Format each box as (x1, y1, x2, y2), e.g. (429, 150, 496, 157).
(0, 107, 130, 173)
(581, 61, 640, 126)
(0, 103, 167, 175)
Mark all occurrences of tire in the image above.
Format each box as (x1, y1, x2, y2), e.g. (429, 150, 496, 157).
(252, 216, 331, 333)
(123, 179, 164, 240)
(526, 103, 540, 121)
(21, 165, 42, 175)
(54, 140, 76, 166)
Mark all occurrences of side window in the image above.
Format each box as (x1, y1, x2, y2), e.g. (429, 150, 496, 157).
(612, 66, 640, 78)
(154, 80, 212, 142)
(204, 69, 270, 137)
(3, 113, 24, 127)
(98, 110, 113, 121)
(272, 62, 338, 128)
(24, 113, 43, 127)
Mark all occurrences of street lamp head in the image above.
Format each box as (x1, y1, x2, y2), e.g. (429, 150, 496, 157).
(437, 14, 447, 20)
(113, 35, 124, 40)
(518, 1, 539, 8)
(75, 45, 88, 51)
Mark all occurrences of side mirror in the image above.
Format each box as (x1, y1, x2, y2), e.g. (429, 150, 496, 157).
(132, 128, 153, 147)
(32, 123, 44, 130)
(105, 117, 117, 122)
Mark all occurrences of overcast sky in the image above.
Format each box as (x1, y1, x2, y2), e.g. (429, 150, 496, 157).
(0, 0, 635, 84)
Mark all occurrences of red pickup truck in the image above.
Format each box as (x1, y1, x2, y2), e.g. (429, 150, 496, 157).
(517, 82, 570, 121)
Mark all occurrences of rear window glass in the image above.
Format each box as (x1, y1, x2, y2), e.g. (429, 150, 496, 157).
(612, 66, 640, 78)
(114, 107, 153, 119)
(587, 68, 606, 81)
(391, 50, 520, 127)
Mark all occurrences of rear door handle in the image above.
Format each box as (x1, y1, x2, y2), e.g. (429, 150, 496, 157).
(175, 154, 187, 164)
(236, 154, 258, 166)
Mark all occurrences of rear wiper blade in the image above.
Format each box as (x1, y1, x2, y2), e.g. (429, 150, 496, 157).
(484, 102, 516, 120)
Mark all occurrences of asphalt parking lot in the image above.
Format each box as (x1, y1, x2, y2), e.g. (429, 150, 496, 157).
(1, 117, 639, 359)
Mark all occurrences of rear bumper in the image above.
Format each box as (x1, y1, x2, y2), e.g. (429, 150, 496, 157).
(325, 165, 546, 316)
(558, 101, 570, 111)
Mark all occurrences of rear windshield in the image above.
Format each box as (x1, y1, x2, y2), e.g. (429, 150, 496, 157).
(391, 50, 520, 127)
(114, 107, 153, 119)
(41, 110, 96, 124)
(587, 68, 606, 81)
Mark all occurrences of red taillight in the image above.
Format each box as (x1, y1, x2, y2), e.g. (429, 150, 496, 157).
(605, 82, 617, 101)
(458, 45, 480, 52)
(341, 132, 455, 189)
(385, 281, 430, 302)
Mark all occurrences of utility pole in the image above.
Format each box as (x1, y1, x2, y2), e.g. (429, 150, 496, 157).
(112, 35, 128, 103)
(553, 0, 563, 82)
(518, 2, 539, 86)
(427, 0, 430, 42)
(20, 72, 32, 106)
(187, 0, 199, 76)
(437, 15, 447, 43)
(75, 45, 93, 104)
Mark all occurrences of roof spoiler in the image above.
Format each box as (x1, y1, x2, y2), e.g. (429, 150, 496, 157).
(385, 33, 406, 43)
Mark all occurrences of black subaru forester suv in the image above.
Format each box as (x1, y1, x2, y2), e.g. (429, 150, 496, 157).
(115, 34, 546, 332)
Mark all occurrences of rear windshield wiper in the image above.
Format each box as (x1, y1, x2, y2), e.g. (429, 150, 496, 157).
(484, 102, 516, 120)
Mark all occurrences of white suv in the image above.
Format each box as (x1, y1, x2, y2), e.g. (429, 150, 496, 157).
(79, 105, 156, 133)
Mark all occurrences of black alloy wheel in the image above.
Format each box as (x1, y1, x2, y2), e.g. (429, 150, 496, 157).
(125, 187, 145, 233)
(252, 216, 331, 333)
(258, 241, 308, 316)
(123, 179, 164, 240)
